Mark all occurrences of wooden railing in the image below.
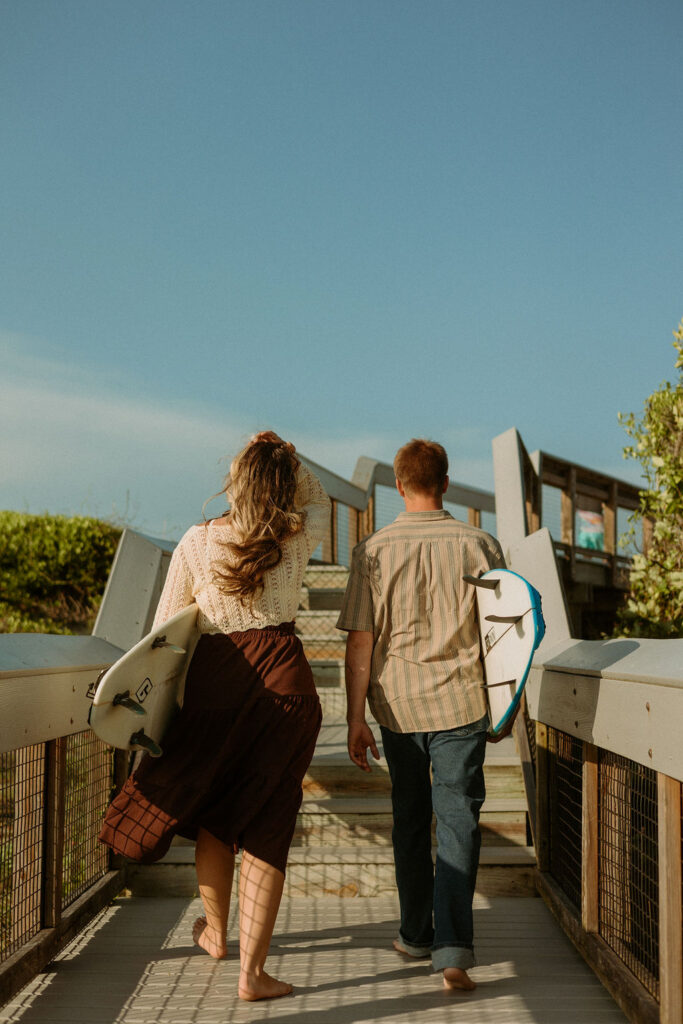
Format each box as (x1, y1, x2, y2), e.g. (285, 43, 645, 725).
(300, 454, 495, 567)
(493, 427, 645, 637)
(1, 438, 661, 1017)
(0, 529, 174, 1005)
(527, 638, 683, 1024)
(494, 428, 682, 1024)
(0, 636, 125, 1004)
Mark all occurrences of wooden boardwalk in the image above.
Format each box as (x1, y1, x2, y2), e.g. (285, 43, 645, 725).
(1, 894, 627, 1024)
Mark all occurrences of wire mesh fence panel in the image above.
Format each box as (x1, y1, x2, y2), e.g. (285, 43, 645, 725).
(298, 558, 349, 660)
(62, 733, 114, 909)
(375, 485, 403, 530)
(480, 509, 497, 537)
(335, 503, 351, 569)
(599, 750, 659, 998)
(0, 745, 45, 963)
(541, 485, 563, 540)
(548, 727, 582, 912)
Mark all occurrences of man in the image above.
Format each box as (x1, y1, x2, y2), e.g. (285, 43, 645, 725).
(336, 439, 505, 991)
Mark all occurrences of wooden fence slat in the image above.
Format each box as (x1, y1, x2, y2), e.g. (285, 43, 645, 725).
(535, 722, 550, 872)
(657, 773, 682, 1024)
(42, 738, 67, 929)
(582, 742, 599, 933)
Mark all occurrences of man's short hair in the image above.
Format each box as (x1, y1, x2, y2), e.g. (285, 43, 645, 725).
(393, 439, 448, 496)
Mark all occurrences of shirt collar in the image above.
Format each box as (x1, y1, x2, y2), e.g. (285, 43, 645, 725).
(395, 509, 452, 522)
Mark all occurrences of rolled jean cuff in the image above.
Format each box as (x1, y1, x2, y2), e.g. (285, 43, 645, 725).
(431, 944, 476, 971)
(397, 932, 432, 958)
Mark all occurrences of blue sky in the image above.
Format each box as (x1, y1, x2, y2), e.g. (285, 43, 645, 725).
(2, 0, 682, 538)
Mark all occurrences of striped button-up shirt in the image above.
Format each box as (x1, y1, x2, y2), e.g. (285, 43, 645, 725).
(337, 510, 505, 734)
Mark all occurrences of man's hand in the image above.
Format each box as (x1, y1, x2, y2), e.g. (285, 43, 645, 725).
(347, 721, 380, 772)
(486, 708, 519, 744)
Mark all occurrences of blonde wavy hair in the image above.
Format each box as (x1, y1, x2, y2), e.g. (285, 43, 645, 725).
(211, 435, 305, 607)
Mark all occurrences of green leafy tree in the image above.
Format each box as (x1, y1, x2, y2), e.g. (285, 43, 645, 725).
(0, 512, 121, 634)
(617, 321, 683, 637)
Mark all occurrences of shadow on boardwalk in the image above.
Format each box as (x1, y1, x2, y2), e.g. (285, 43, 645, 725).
(1, 895, 627, 1024)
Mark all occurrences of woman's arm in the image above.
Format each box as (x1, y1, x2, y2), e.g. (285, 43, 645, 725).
(153, 540, 195, 628)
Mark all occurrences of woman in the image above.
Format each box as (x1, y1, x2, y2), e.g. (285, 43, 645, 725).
(99, 431, 330, 1001)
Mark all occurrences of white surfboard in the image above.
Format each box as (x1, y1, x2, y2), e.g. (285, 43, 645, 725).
(464, 569, 545, 737)
(88, 604, 200, 757)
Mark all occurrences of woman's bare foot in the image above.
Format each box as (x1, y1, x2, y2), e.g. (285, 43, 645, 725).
(443, 967, 476, 991)
(238, 969, 293, 1001)
(192, 917, 227, 960)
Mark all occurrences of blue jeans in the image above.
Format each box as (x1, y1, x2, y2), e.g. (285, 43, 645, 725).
(380, 715, 488, 971)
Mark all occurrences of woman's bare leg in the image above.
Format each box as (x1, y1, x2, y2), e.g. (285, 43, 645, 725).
(193, 827, 234, 959)
(237, 851, 292, 1000)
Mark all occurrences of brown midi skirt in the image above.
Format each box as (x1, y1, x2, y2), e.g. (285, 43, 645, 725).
(98, 623, 321, 875)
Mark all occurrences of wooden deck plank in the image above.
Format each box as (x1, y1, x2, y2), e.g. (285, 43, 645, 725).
(1, 895, 627, 1024)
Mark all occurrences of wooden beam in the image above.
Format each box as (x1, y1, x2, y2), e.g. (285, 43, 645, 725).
(535, 722, 550, 872)
(513, 705, 537, 848)
(321, 500, 335, 563)
(467, 507, 481, 528)
(581, 742, 599, 933)
(657, 773, 683, 1024)
(42, 738, 67, 929)
(561, 467, 576, 581)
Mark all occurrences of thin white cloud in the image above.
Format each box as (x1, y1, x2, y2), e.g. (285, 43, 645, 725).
(1, 332, 503, 537)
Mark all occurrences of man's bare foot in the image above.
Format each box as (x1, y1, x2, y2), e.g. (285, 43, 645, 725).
(443, 966, 476, 991)
(392, 938, 430, 959)
(192, 917, 227, 960)
(238, 969, 293, 1001)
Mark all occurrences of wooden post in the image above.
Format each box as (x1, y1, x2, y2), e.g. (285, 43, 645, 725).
(603, 482, 617, 586)
(535, 722, 551, 872)
(348, 508, 360, 562)
(524, 458, 541, 534)
(602, 483, 617, 555)
(657, 773, 682, 1024)
(321, 500, 336, 563)
(513, 702, 537, 848)
(331, 500, 338, 563)
(360, 494, 375, 541)
(467, 507, 481, 528)
(42, 738, 67, 928)
(561, 467, 576, 580)
(582, 742, 599, 933)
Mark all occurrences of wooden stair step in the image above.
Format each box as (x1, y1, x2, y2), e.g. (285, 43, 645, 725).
(302, 565, 350, 589)
(299, 586, 346, 611)
(132, 843, 536, 898)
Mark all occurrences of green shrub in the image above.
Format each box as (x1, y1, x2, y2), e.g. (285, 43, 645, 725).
(617, 321, 683, 638)
(0, 512, 121, 634)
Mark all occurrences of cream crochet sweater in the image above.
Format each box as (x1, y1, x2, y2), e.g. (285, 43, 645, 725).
(153, 464, 331, 633)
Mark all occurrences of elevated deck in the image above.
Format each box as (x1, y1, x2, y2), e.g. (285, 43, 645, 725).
(1, 895, 627, 1024)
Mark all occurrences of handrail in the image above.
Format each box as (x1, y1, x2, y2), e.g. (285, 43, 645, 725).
(299, 454, 495, 513)
(300, 453, 496, 566)
(0, 527, 171, 1005)
(498, 430, 682, 1024)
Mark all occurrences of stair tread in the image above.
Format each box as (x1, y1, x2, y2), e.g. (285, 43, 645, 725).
(299, 796, 529, 813)
(309, 747, 522, 768)
(160, 844, 535, 866)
